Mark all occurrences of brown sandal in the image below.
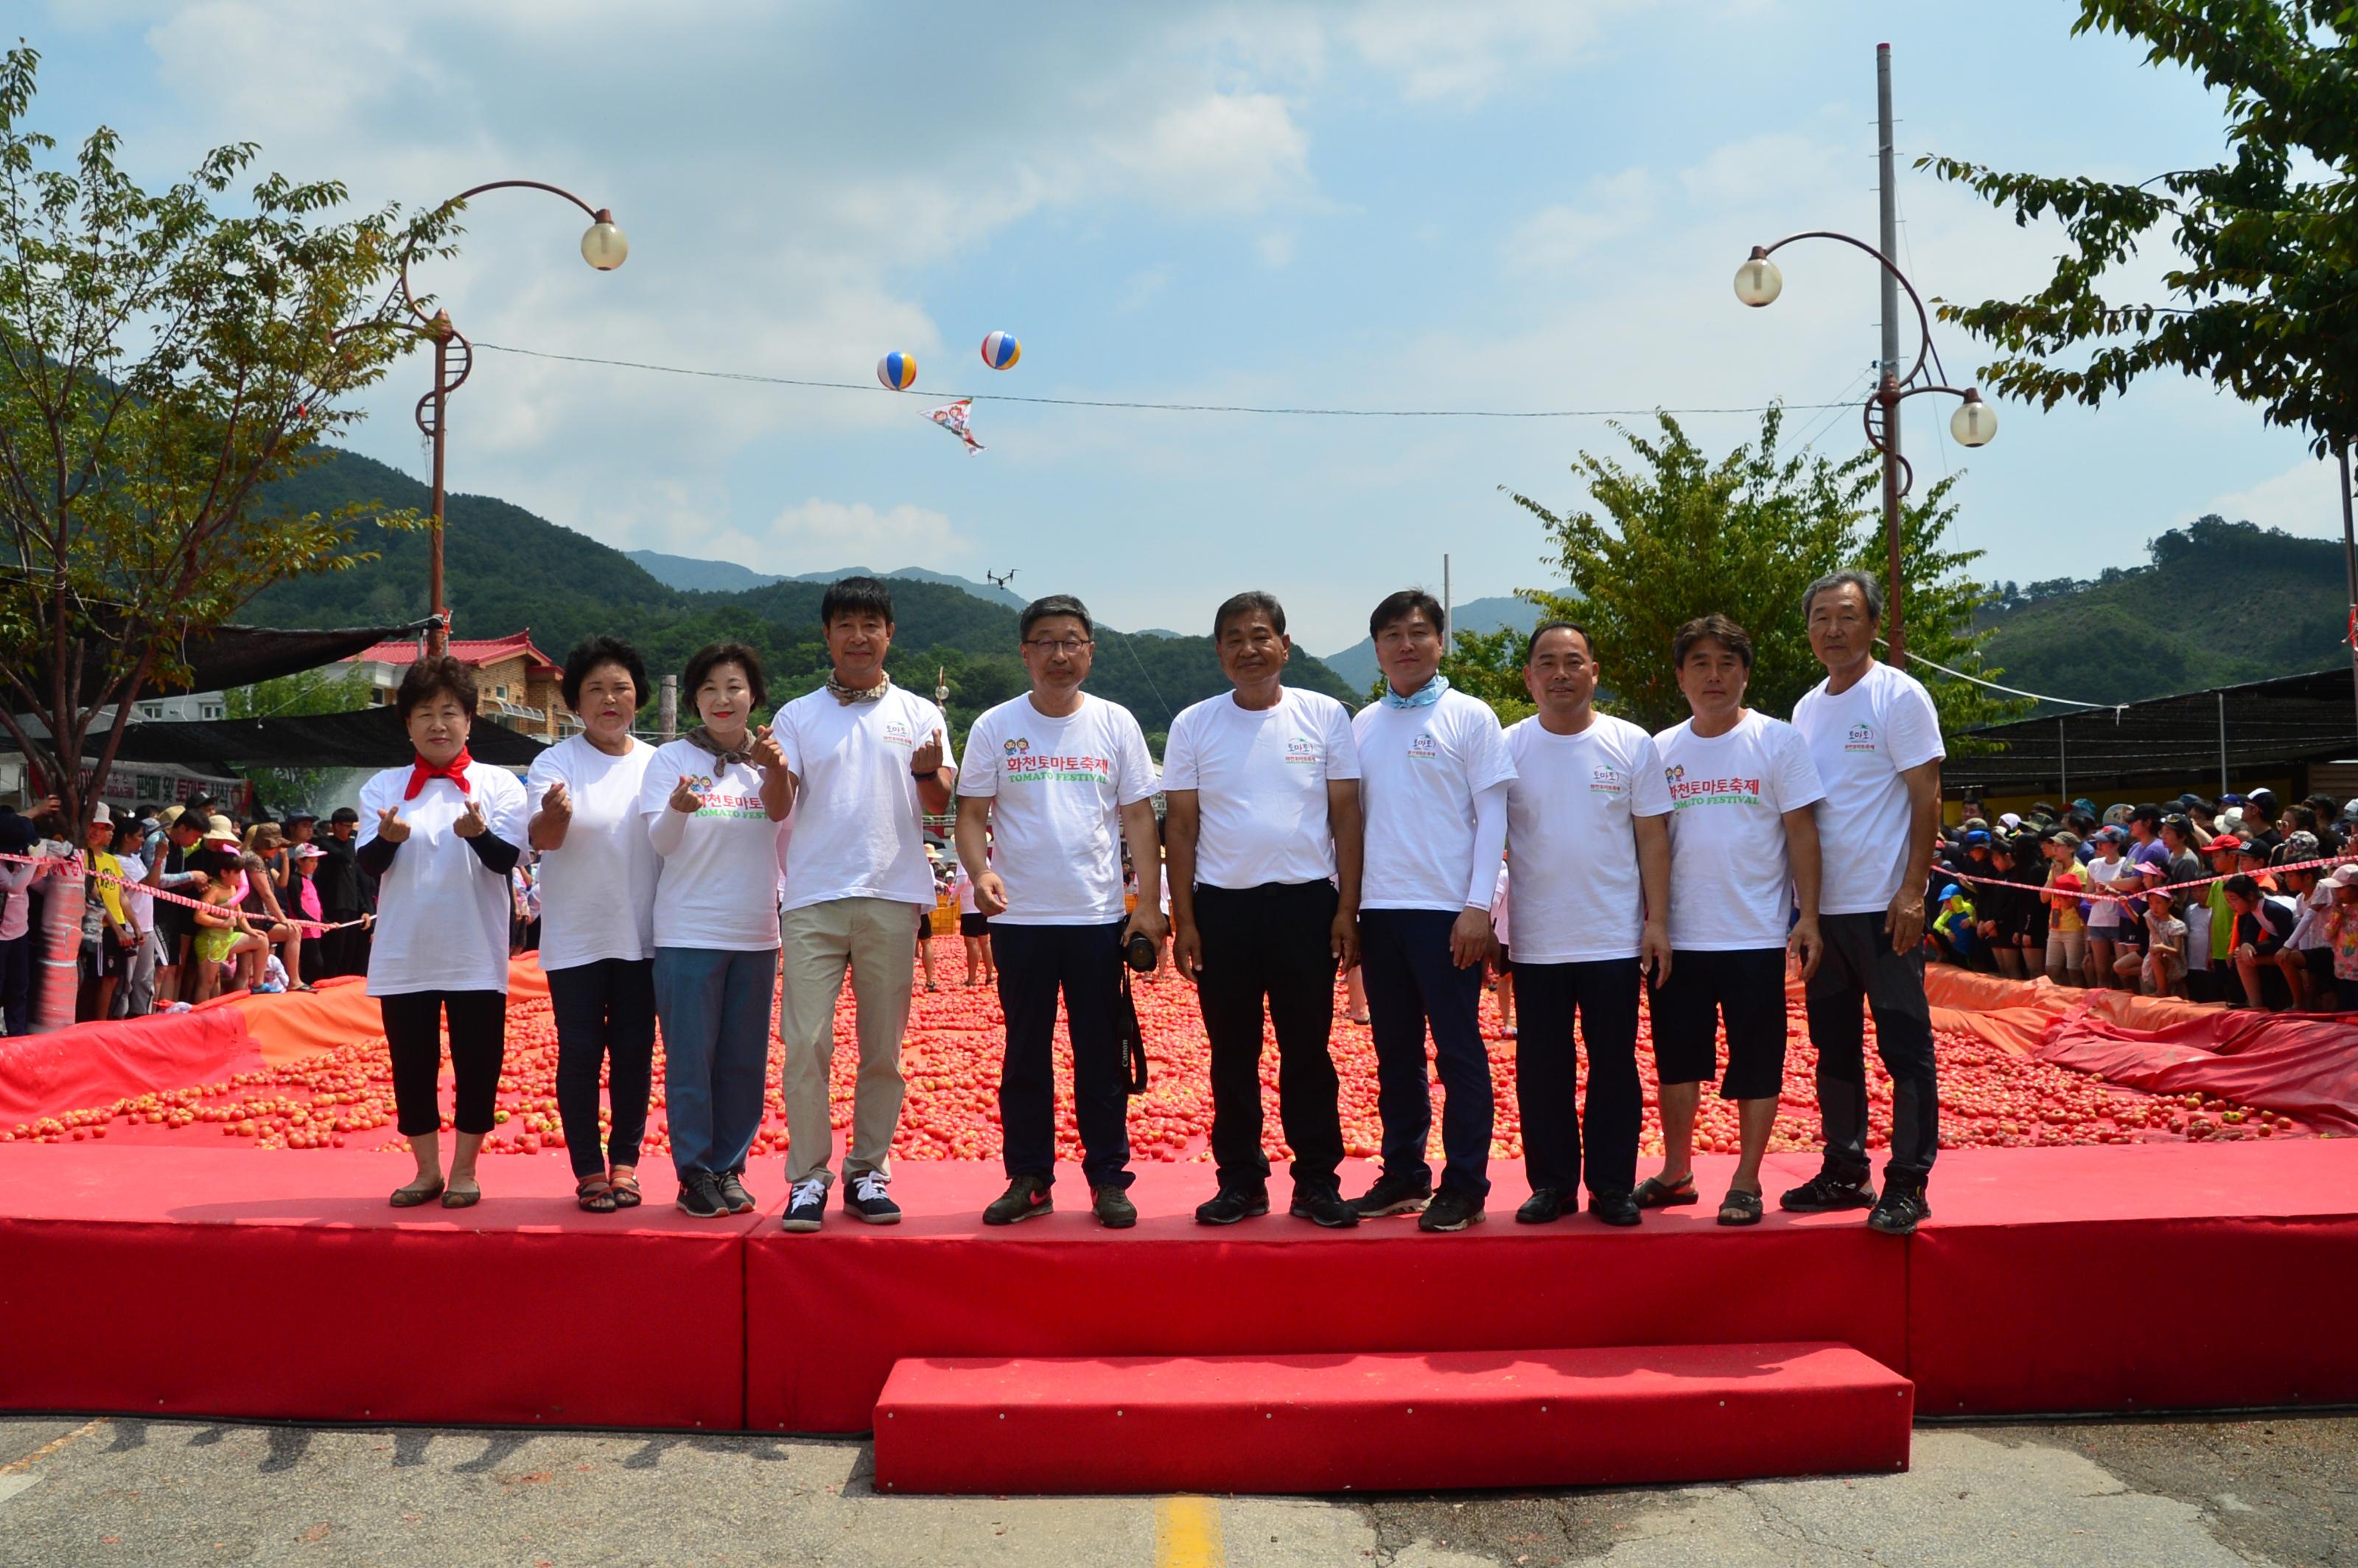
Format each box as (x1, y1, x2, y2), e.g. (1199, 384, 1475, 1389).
(576, 1175, 618, 1214)
(1634, 1172, 1699, 1208)
(606, 1171, 643, 1210)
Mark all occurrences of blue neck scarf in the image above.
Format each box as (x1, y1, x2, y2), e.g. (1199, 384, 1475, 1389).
(1380, 672, 1450, 710)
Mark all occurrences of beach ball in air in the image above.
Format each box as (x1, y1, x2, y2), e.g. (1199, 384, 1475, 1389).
(877, 351, 917, 391)
(979, 331, 1021, 371)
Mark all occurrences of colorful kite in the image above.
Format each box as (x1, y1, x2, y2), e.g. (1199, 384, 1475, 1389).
(926, 397, 984, 454)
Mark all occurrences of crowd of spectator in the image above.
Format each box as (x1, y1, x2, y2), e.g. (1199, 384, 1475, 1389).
(1924, 788, 2358, 1010)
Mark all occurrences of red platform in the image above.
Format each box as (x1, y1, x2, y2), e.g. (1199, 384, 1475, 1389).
(872, 1343, 1913, 1494)
(0, 1146, 754, 1430)
(0, 1142, 2352, 1445)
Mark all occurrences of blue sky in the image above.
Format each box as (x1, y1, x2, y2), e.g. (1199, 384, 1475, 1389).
(24, 1, 2341, 659)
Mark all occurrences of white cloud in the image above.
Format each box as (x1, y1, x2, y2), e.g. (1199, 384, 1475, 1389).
(1504, 168, 1654, 276)
(2204, 455, 2352, 536)
(699, 500, 971, 575)
(1334, 0, 1631, 107)
(1108, 91, 1310, 216)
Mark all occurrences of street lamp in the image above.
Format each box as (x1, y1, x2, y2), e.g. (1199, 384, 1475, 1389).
(1734, 235, 1992, 664)
(393, 181, 625, 656)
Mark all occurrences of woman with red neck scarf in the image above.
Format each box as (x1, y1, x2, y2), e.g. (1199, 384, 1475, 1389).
(356, 656, 528, 1208)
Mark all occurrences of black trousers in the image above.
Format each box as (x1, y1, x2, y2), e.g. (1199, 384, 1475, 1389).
(317, 916, 371, 979)
(1360, 907, 1492, 1198)
(1803, 911, 1940, 1187)
(380, 990, 507, 1138)
(1193, 881, 1346, 1195)
(993, 920, 1133, 1190)
(1512, 957, 1642, 1199)
(547, 957, 659, 1179)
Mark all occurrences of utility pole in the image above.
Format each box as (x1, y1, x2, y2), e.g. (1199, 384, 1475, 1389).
(1876, 41, 1906, 666)
(2340, 443, 2357, 744)
(1442, 554, 1452, 637)
(660, 673, 678, 741)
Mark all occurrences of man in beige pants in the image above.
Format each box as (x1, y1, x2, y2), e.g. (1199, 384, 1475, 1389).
(769, 577, 956, 1231)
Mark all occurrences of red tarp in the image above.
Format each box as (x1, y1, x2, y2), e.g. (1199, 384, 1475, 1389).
(1924, 968, 2358, 1131)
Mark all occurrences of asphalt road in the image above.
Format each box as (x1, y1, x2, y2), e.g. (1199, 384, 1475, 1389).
(0, 1412, 2348, 1567)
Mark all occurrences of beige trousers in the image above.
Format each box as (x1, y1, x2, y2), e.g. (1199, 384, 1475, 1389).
(778, 896, 920, 1186)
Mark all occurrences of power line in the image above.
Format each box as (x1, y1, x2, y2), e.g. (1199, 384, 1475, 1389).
(472, 341, 1858, 421)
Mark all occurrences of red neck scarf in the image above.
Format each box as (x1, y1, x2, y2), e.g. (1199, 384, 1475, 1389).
(403, 747, 475, 801)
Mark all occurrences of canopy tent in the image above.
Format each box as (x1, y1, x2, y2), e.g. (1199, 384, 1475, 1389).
(1942, 666, 2357, 798)
(2, 703, 545, 770)
(13, 616, 438, 707)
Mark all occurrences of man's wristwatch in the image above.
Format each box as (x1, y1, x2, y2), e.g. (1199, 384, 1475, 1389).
(912, 763, 935, 780)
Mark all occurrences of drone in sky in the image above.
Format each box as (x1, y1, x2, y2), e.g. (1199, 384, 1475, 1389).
(986, 569, 1018, 590)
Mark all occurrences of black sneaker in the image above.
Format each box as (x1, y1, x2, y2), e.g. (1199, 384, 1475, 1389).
(674, 1171, 727, 1219)
(1348, 1170, 1432, 1217)
(714, 1170, 756, 1215)
(1780, 1166, 1878, 1213)
(780, 1177, 828, 1233)
(1287, 1188, 1360, 1228)
(1867, 1185, 1931, 1236)
(1515, 1186, 1570, 1225)
(1091, 1186, 1138, 1229)
(1587, 1189, 1642, 1228)
(844, 1172, 901, 1225)
(983, 1175, 1054, 1226)
(1418, 1185, 1486, 1232)
(1194, 1185, 1271, 1225)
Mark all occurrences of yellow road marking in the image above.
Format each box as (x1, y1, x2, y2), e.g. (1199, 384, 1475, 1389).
(1155, 1495, 1224, 1568)
(0, 1418, 102, 1477)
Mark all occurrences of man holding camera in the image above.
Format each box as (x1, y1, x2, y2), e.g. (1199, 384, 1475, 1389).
(956, 594, 1166, 1230)
(1164, 592, 1365, 1230)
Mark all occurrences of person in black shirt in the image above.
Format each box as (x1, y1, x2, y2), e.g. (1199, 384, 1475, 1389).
(312, 806, 373, 978)
(2225, 872, 2297, 1009)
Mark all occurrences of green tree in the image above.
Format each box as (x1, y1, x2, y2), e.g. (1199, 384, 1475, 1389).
(1503, 406, 2025, 735)
(0, 45, 447, 832)
(1920, 1, 2357, 468)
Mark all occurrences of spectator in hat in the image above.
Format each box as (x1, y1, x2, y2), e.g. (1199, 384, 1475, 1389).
(2195, 835, 2245, 1001)
(2082, 827, 2137, 990)
(187, 819, 269, 1004)
(77, 805, 138, 1022)
(2136, 885, 2188, 998)
(2242, 791, 2281, 855)
(2302, 795, 2343, 857)
(144, 804, 211, 1004)
(108, 812, 158, 1018)
(2323, 864, 2358, 1007)
(312, 806, 371, 979)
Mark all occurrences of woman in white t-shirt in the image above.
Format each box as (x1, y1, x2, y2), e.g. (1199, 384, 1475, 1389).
(640, 642, 793, 1221)
(2082, 828, 2134, 990)
(527, 636, 661, 1214)
(356, 657, 530, 1209)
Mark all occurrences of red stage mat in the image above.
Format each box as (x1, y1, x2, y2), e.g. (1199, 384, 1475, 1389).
(0, 1146, 749, 1430)
(872, 1343, 1913, 1494)
(1908, 1141, 2358, 1415)
(745, 1154, 1909, 1435)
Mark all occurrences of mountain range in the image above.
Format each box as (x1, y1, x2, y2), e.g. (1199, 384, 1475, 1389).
(625, 550, 1029, 609)
(237, 449, 1357, 735)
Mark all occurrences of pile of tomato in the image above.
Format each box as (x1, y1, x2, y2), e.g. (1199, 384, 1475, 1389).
(3, 960, 2307, 1157)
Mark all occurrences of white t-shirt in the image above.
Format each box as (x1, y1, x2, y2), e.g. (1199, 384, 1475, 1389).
(956, 692, 1156, 925)
(1353, 690, 1517, 911)
(1654, 710, 1827, 951)
(2082, 853, 2135, 933)
(1504, 714, 1674, 964)
(358, 760, 530, 995)
(772, 685, 955, 914)
(1490, 864, 1511, 947)
(950, 864, 978, 915)
(1161, 687, 1361, 889)
(638, 741, 784, 952)
(1791, 662, 1946, 917)
(525, 735, 660, 970)
(113, 853, 153, 934)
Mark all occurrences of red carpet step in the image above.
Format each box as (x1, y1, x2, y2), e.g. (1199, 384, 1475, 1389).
(871, 1343, 1913, 1495)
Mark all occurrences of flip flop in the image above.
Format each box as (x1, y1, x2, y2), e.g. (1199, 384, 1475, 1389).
(1634, 1173, 1698, 1208)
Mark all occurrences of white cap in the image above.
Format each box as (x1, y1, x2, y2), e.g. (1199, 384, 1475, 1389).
(90, 802, 112, 825)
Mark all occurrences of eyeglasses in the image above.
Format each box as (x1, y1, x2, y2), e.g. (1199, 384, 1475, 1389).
(1024, 637, 1093, 656)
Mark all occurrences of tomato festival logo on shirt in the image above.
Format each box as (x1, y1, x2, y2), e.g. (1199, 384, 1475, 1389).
(1589, 764, 1627, 795)
(1001, 738, 1113, 785)
(882, 718, 915, 747)
(1845, 722, 1878, 753)
(1407, 731, 1440, 760)
(1003, 737, 1032, 755)
(1665, 763, 1763, 808)
(1284, 736, 1320, 766)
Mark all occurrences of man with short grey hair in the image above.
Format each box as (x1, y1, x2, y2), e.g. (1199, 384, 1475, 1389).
(1785, 568, 1946, 1236)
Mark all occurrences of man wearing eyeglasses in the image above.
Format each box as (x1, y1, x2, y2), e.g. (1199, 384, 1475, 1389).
(956, 595, 1166, 1229)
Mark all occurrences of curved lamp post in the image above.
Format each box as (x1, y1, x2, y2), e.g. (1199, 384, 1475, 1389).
(359, 182, 626, 657)
(1735, 233, 1991, 665)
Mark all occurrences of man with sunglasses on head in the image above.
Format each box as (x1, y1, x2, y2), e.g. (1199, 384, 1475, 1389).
(957, 595, 1164, 1231)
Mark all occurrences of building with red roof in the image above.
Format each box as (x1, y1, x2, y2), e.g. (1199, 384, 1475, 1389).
(348, 630, 572, 739)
